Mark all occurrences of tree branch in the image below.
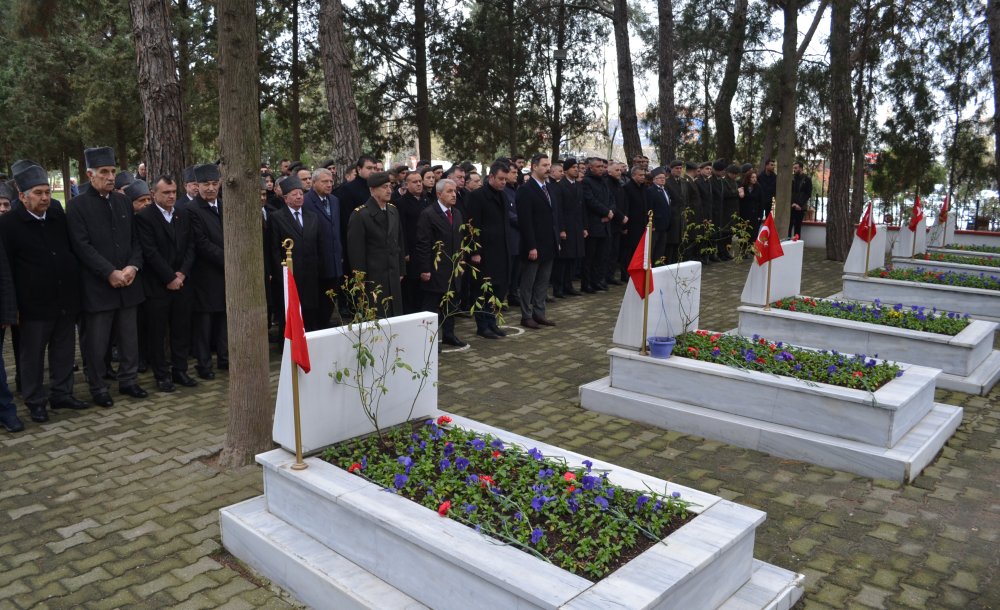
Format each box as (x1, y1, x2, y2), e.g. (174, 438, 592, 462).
(797, 0, 830, 61)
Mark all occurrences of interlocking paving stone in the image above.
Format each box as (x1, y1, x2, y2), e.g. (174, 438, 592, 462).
(0, 249, 997, 608)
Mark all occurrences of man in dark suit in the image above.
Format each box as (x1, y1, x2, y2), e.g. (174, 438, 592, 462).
(303, 168, 342, 328)
(346, 172, 406, 317)
(604, 161, 627, 285)
(136, 175, 197, 393)
(335, 156, 377, 271)
(580, 158, 614, 292)
(270, 176, 325, 331)
(67, 147, 147, 407)
(622, 165, 649, 273)
(415, 179, 466, 347)
(645, 167, 672, 264)
(0, 166, 86, 431)
(553, 158, 585, 298)
(514, 153, 559, 329)
(188, 163, 227, 379)
(397, 170, 429, 314)
(465, 159, 513, 339)
(664, 160, 689, 264)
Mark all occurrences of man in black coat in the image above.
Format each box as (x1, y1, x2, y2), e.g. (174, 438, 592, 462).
(335, 155, 377, 271)
(580, 158, 615, 292)
(757, 159, 777, 216)
(789, 161, 812, 239)
(136, 175, 197, 393)
(347, 172, 406, 317)
(415, 179, 466, 347)
(604, 162, 628, 285)
(720, 164, 742, 259)
(554, 159, 585, 297)
(465, 159, 513, 339)
(664, 160, 689, 264)
(622, 165, 649, 272)
(188, 163, 228, 379)
(710, 159, 729, 260)
(0, 167, 86, 431)
(270, 176, 325, 331)
(397, 170, 430, 314)
(67, 147, 147, 407)
(514, 154, 559, 329)
(302, 168, 342, 327)
(645, 167, 672, 264)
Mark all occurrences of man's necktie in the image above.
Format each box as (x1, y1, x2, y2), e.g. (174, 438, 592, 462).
(541, 183, 551, 206)
(446, 208, 453, 225)
(294, 210, 302, 227)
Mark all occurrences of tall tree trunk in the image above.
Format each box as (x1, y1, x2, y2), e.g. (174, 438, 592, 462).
(988, 0, 1000, 193)
(613, 0, 642, 161)
(290, 0, 302, 160)
(128, 0, 187, 181)
(657, 0, 677, 163)
(318, 0, 362, 182)
(827, 0, 854, 261)
(216, 0, 271, 468)
(714, 0, 748, 162)
(176, 0, 193, 164)
(505, 0, 518, 154)
(773, 0, 799, 239)
(550, 2, 567, 161)
(414, 0, 432, 161)
(702, 67, 712, 159)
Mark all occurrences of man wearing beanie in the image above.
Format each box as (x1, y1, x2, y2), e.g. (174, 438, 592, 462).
(269, 175, 325, 332)
(346, 171, 405, 317)
(188, 163, 228, 379)
(67, 146, 147, 407)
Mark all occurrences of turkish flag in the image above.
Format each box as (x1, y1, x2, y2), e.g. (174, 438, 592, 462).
(627, 226, 654, 299)
(908, 196, 924, 232)
(937, 195, 949, 224)
(754, 212, 784, 265)
(284, 267, 311, 373)
(856, 201, 877, 243)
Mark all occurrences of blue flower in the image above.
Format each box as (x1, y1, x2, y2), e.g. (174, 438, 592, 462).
(827, 365, 837, 375)
(567, 496, 580, 514)
(531, 527, 544, 544)
(538, 468, 554, 479)
(752, 334, 760, 342)
(531, 495, 547, 511)
(419, 440, 427, 450)
(893, 303, 903, 312)
(581, 475, 599, 490)
(469, 438, 486, 452)
(411, 433, 420, 442)
(528, 448, 544, 461)
(393, 473, 408, 489)
(605, 487, 615, 499)
(513, 511, 523, 521)
(361, 455, 367, 469)
(398, 456, 413, 468)
(896, 370, 904, 378)
(777, 351, 794, 361)
(491, 439, 505, 450)
(466, 474, 479, 485)
(636, 495, 650, 509)
(672, 491, 681, 498)
(594, 496, 609, 510)
(793, 364, 802, 372)
(464, 503, 477, 515)
(455, 457, 469, 471)
(443, 442, 454, 457)
(744, 350, 756, 363)
(582, 459, 593, 472)
(866, 359, 877, 368)
(439, 458, 451, 472)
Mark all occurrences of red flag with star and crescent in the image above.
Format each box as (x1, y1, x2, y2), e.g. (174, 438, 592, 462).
(908, 196, 924, 232)
(627, 225, 654, 299)
(754, 212, 784, 266)
(856, 201, 877, 243)
(284, 267, 311, 373)
(937, 196, 949, 224)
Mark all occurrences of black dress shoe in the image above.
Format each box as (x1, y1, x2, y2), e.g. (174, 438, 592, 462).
(581, 287, 596, 294)
(92, 393, 114, 408)
(442, 336, 467, 348)
(171, 371, 199, 387)
(596, 284, 609, 291)
(521, 318, 541, 329)
(553, 291, 565, 299)
(477, 329, 500, 340)
(28, 404, 49, 423)
(119, 385, 149, 399)
(156, 379, 176, 393)
(564, 288, 581, 296)
(545, 296, 555, 303)
(51, 396, 89, 410)
(490, 325, 507, 337)
(0, 411, 24, 432)
(533, 316, 556, 327)
(196, 368, 216, 380)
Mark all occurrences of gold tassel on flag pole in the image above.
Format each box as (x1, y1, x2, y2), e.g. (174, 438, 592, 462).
(640, 210, 654, 356)
(283, 238, 307, 471)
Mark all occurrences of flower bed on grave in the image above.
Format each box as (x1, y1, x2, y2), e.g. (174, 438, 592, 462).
(673, 330, 902, 392)
(770, 297, 971, 335)
(321, 416, 694, 581)
(871, 267, 1000, 290)
(944, 243, 1000, 254)
(918, 251, 1000, 268)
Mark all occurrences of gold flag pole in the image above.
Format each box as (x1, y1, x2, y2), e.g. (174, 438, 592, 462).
(764, 259, 773, 311)
(640, 210, 654, 356)
(863, 202, 872, 273)
(283, 238, 307, 471)
(910, 189, 918, 258)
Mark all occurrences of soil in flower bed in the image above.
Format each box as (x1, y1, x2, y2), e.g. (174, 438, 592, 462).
(770, 296, 971, 336)
(918, 251, 1000, 268)
(674, 330, 902, 391)
(321, 417, 695, 581)
(870, 267, 1000, 291)
(944, 243, 1000, 254)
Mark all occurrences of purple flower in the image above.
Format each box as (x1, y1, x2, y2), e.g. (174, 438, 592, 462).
(581, 475, 598, 490)
(712, 347, 721, 356)
(361, 455, 367, 469)
(893, 303, 903, 312)
(398, 456, 413, 468)
(464, 503, 477, 515)
(538, 468, 554, 479)
(605, 487, 615, 499)
(594, 496, 609, 510)
(419, 440, 427, 450)
(531, 495, 547, 511)
(636, 495, 650, 509)
(744, 350, 756, 363)
(827, 365, 837, 375)
(777, 351, 794, 361)
(671, 491, 681, 499)
(793, 364, 802, 372)
(866, 359, 877, 368)
(896, 370, 904, 378)
(469, 438, 486, 451)
(393, 473, 408, 489)
(466, 474, 479, 485)
(455, 456, 469, 471)
(531, 528, 544, 544)
(491, 439, 505, 450)
(567, 495, 580, 514)
(513, 511, 523, 521)
(582, 459, 593, 472)
(528, 448, 544, 461)
(443, 442, 454, 457)
(439, 458, 451, 472)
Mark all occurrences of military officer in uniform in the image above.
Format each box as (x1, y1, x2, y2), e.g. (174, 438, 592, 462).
(346, 171, 406, 317)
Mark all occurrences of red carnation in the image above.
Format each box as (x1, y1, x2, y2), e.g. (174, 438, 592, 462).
(347, 463, 361, 473)
(438, 500, 451, 516)
(491, 450, 502, 459)
(563, 471, 576, 481)
(480, 475, 495, 488)
(436, 415, 452, 426)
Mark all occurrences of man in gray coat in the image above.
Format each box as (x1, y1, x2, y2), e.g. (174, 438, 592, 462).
(68, 146, 147, 407)
(347, 172, 406, 317)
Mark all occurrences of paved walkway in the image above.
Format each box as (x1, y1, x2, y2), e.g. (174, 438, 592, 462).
(1, 249, 997, 609)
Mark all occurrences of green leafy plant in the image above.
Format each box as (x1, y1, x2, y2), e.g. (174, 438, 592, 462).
(770, 297, 971, 336)
(871, 267, 1000, 291)
(321, 417, 695, 581)
(917, 251, 1000, 268)
(943, 244, 1000, 254)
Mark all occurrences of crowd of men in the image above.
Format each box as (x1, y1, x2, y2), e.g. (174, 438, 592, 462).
(0, 147, 812, 433)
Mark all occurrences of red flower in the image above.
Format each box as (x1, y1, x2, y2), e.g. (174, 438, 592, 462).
(436, 415, 452, 426)
(563, 471, 576, 481)
(566, 485, 576, 493)
(789, 304, 796, 311)
(853, 371, 864, 378)
(759, 338, 767, 345)
(756, 357, 766, 364)
(347, 462, 361, 473)
(687, 346, 699, 355)
(438, 500, 451, 516)
(776, 300, 784, 308)
(491, 450, 502, 459)
(710, 334, 721, 342)
(480, 475, 495, 488)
